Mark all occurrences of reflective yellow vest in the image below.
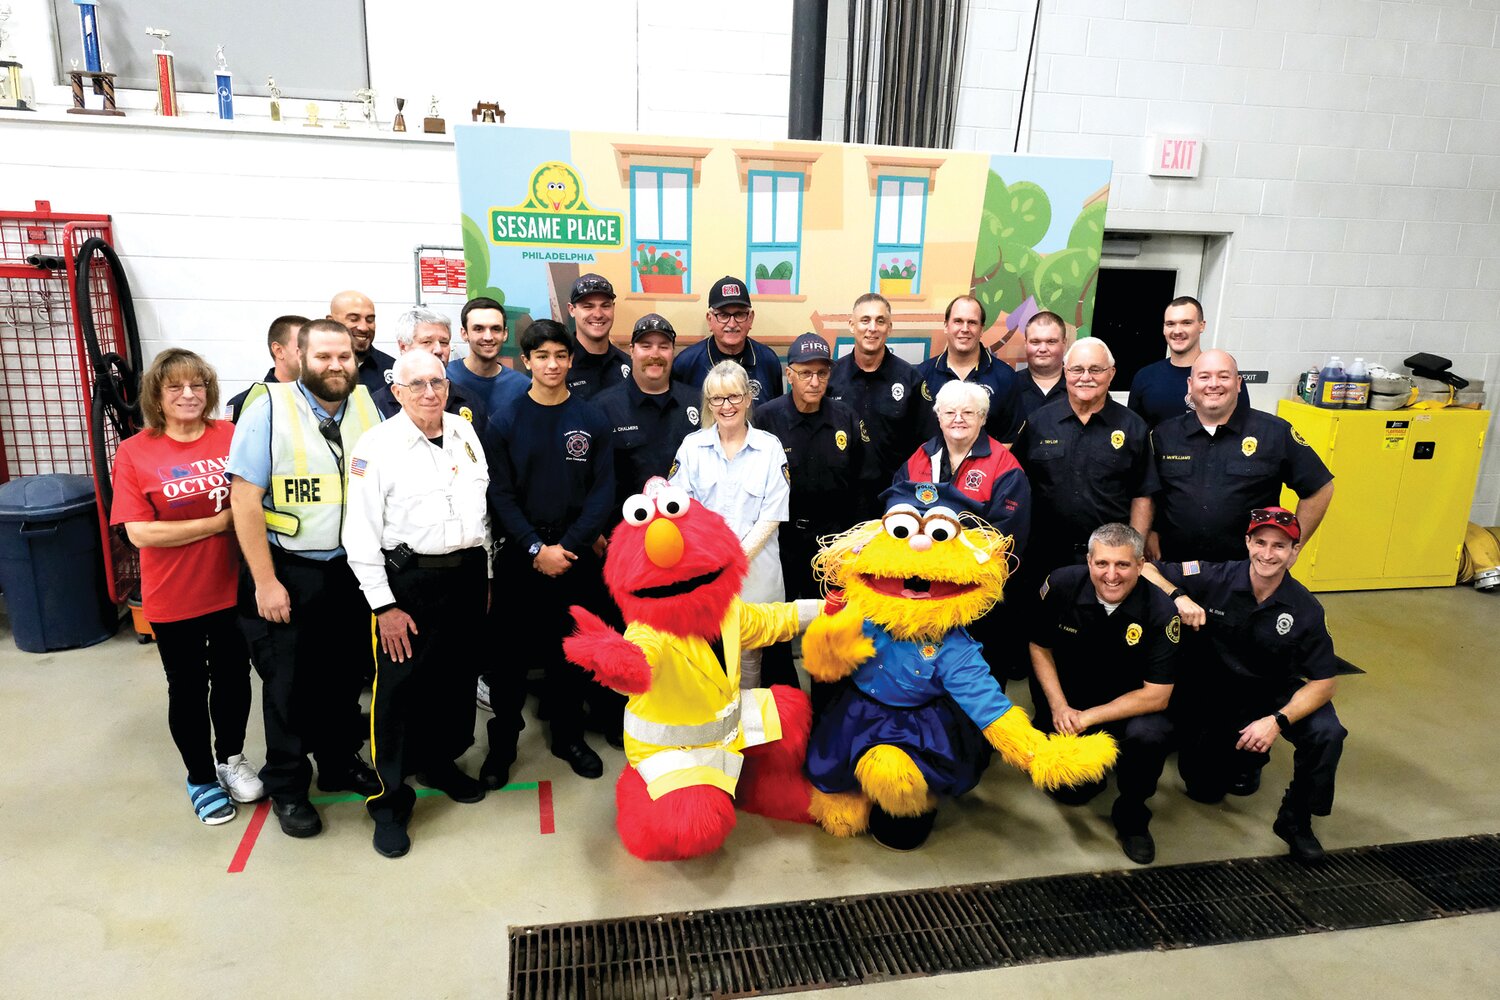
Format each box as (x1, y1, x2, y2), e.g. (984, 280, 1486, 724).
(258, 382, 380, 551)
(620, 598, 801, 799)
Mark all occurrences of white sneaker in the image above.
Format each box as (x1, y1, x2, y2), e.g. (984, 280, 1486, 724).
(476, 677, 493, 713)
(216, 754, 266, 803)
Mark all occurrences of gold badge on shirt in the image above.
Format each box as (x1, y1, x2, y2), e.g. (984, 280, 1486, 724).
(1241, 436, 1258, 457)
(859, 421, 870, 443)
(835, 430, 848, 451)
(1125, 623, 1143, 646)
(1291, 427, 1309, 446)
(460, 406, 474, 423)
(1110, 429, 1125, 450)
(464, 441, 477, 463)
(1166, 616, 1181, 644)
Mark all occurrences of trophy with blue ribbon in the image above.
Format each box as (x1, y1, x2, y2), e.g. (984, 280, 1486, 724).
(214, 44, 233, 120)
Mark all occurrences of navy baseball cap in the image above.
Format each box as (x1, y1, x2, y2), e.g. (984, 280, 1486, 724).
(879, 481, 982, 518)
(570, 273, 615, 304)
(708, 276, 751, 310)
(786, 332, 832, 365)
(631, 313, 676, 343)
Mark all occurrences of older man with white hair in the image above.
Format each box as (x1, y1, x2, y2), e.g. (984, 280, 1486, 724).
(343, 350, 493, 858)
(371, 307, 489, 434)
(1014, 337, 1156, 578)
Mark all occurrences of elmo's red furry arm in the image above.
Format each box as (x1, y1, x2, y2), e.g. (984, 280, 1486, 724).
(563, 606, 652, 695)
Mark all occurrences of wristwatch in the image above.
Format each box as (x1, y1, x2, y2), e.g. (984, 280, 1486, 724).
(528, 540, 543, 558)
(1272, 711, 1290, 731)
(1167, 588, 1185, 601)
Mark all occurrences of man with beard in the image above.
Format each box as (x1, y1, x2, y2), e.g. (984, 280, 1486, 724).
(329, 290, 394, 396)
(227, 319, 385, 838)
(447, 296, 530, 418)
(593, 313, 701, 508)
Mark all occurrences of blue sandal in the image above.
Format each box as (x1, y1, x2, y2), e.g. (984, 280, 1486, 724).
(188, 779, 237, 826)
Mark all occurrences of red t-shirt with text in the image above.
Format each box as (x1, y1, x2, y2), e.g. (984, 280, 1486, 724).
(110, 421, 239, 623)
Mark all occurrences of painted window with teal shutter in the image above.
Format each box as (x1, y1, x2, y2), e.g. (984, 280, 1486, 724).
(871, 176, 928, 296)
(630, 166, 693, 294)
(746, 170, 804, 296)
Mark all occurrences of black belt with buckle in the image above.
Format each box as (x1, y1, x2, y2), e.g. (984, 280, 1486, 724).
(383, 545, 484, 572)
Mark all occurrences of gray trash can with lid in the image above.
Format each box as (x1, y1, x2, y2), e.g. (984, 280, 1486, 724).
(0, 474, 118, 652)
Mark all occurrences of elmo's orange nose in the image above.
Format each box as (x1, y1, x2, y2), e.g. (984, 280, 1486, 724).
(644, 518, 684, 568)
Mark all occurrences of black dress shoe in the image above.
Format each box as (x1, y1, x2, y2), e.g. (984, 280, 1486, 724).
(416, 762, 485, 803)
(868, 806, 937, 851)
(480, 753, 515, 790)
(373, 820, 410, 858)
(604, 730, 625, 751)
(1273, 815, 1326, 864)
(1184, 783, 1226, 805)
(1228, 769, 1262, 796)
(1117, 829, 1156, 865)
(317, 759, 382, 797)
(552, 740, 604, 779)
(271, 797, 322, 838)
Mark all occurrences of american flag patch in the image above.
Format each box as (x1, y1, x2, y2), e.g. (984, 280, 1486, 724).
(350, 458, 367, 478)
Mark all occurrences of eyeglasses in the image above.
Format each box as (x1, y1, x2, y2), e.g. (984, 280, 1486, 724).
(937, 408, 980, 421)
(164, 382, 207, 396)
(1064, 365, 1113, 377)
(1249, 508, 1298, 527)
(397, 377, 449, 395)
(787, 367, 828, 383)
(711, 309, 752, 325)
(708, 393, 745, 407)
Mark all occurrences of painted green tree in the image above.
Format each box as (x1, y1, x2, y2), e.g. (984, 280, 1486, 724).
(462, 213, 507, 306)
(970, 172, 1106, 336)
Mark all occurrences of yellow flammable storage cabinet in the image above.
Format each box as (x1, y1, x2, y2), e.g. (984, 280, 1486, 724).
(1277, 399, 1490, 592)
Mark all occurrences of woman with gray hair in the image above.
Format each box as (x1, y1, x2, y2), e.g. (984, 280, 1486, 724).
(669, 361, 790, 687)
(895, 380, 1030, 553)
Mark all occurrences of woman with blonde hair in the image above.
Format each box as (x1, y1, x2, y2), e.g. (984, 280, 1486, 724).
(669, 361, 790, 687)
(110, 349, 261, 825)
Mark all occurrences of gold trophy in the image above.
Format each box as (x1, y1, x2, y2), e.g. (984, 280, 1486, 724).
(392, 96, 406, 132)
(268, 76, 283, 122)
(304, 101, 321, 127)
(0, 5, 34, 111)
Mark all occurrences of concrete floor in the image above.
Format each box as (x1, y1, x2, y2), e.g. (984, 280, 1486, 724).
(1, 584, 1497, 999)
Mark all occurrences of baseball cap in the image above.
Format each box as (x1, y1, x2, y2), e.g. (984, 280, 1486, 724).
(570, 273, 615, 304)
(1247, 506, 1301, 541)
(708, 276, 751, 310)
(786, 332, 832, 365)
(631, 313, 676, 343)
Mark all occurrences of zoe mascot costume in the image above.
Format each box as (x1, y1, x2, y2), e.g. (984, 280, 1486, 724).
(563, 477, 822, 860)
(803, 482, 1118, 849)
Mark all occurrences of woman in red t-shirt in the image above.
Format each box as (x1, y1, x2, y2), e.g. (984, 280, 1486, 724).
(110, 349, 262, 826)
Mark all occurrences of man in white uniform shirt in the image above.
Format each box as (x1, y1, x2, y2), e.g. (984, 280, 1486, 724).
(343, 351, 493, 858)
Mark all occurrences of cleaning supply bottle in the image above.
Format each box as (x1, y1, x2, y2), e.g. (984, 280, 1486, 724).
(1316, 356, 1345, 409)
(1300, 365, 1320, 404)
(1344, 358, 1370, 408)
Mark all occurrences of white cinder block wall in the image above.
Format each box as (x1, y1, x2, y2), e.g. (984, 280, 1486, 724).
(825, 0, 1500, 523)
(4, 0, 1499, 521)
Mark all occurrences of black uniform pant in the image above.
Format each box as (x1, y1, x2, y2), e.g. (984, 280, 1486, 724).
(485, 548, 614, 757)
(238, 550, 369, 800)
(367, 548, 486, 825)
(151, 607, 252, 786)
(1034, 699, 1175, 834)
(1177, 678, 1346, 820)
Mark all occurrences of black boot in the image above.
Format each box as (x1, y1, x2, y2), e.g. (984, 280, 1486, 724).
(1273, 810, 1325, 863)
(868, 805, 938, 851)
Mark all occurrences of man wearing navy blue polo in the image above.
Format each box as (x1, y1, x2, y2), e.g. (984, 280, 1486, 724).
(914, 295, 1025, 446)
(672, 276, 784, 405)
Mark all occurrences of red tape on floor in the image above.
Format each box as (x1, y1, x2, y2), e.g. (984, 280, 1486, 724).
(227, 800, 272, 873)
(538, 780, 555, 834)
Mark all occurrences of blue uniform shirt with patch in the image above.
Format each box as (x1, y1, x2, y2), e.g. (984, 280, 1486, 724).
(671, 336, 785, 404)
(851, 620, 1013, 730)
(1127, 357, 1253, 428)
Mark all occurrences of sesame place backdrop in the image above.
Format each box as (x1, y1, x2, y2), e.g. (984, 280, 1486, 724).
(454, 126, 1111, 365)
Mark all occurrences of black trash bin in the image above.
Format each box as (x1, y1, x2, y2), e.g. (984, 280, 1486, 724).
(0, 474, 118, 652)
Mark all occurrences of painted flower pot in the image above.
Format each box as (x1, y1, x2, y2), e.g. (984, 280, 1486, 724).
(639, 273, 684, 294)
(756, 278, 792, 295)
(879, 277, 913, 295)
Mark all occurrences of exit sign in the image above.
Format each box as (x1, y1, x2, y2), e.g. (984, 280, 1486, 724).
(1150, 136, 1202, 177)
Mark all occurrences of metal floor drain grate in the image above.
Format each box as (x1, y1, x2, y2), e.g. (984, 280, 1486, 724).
(509, 833, 1500, 999)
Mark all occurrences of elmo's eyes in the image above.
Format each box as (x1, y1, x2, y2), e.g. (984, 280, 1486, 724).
(655, 486, 690, 519)
(622, 495, 654, 525)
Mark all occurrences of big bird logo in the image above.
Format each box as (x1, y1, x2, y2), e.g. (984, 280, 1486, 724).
(488, 162, 624, 249)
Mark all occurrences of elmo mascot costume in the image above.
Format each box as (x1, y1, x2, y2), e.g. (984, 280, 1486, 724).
(803, 482, 1118, 849)
(563, 477, 820, 860)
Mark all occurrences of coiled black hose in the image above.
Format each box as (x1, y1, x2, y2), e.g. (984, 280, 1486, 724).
(72, 237, 144, 511)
